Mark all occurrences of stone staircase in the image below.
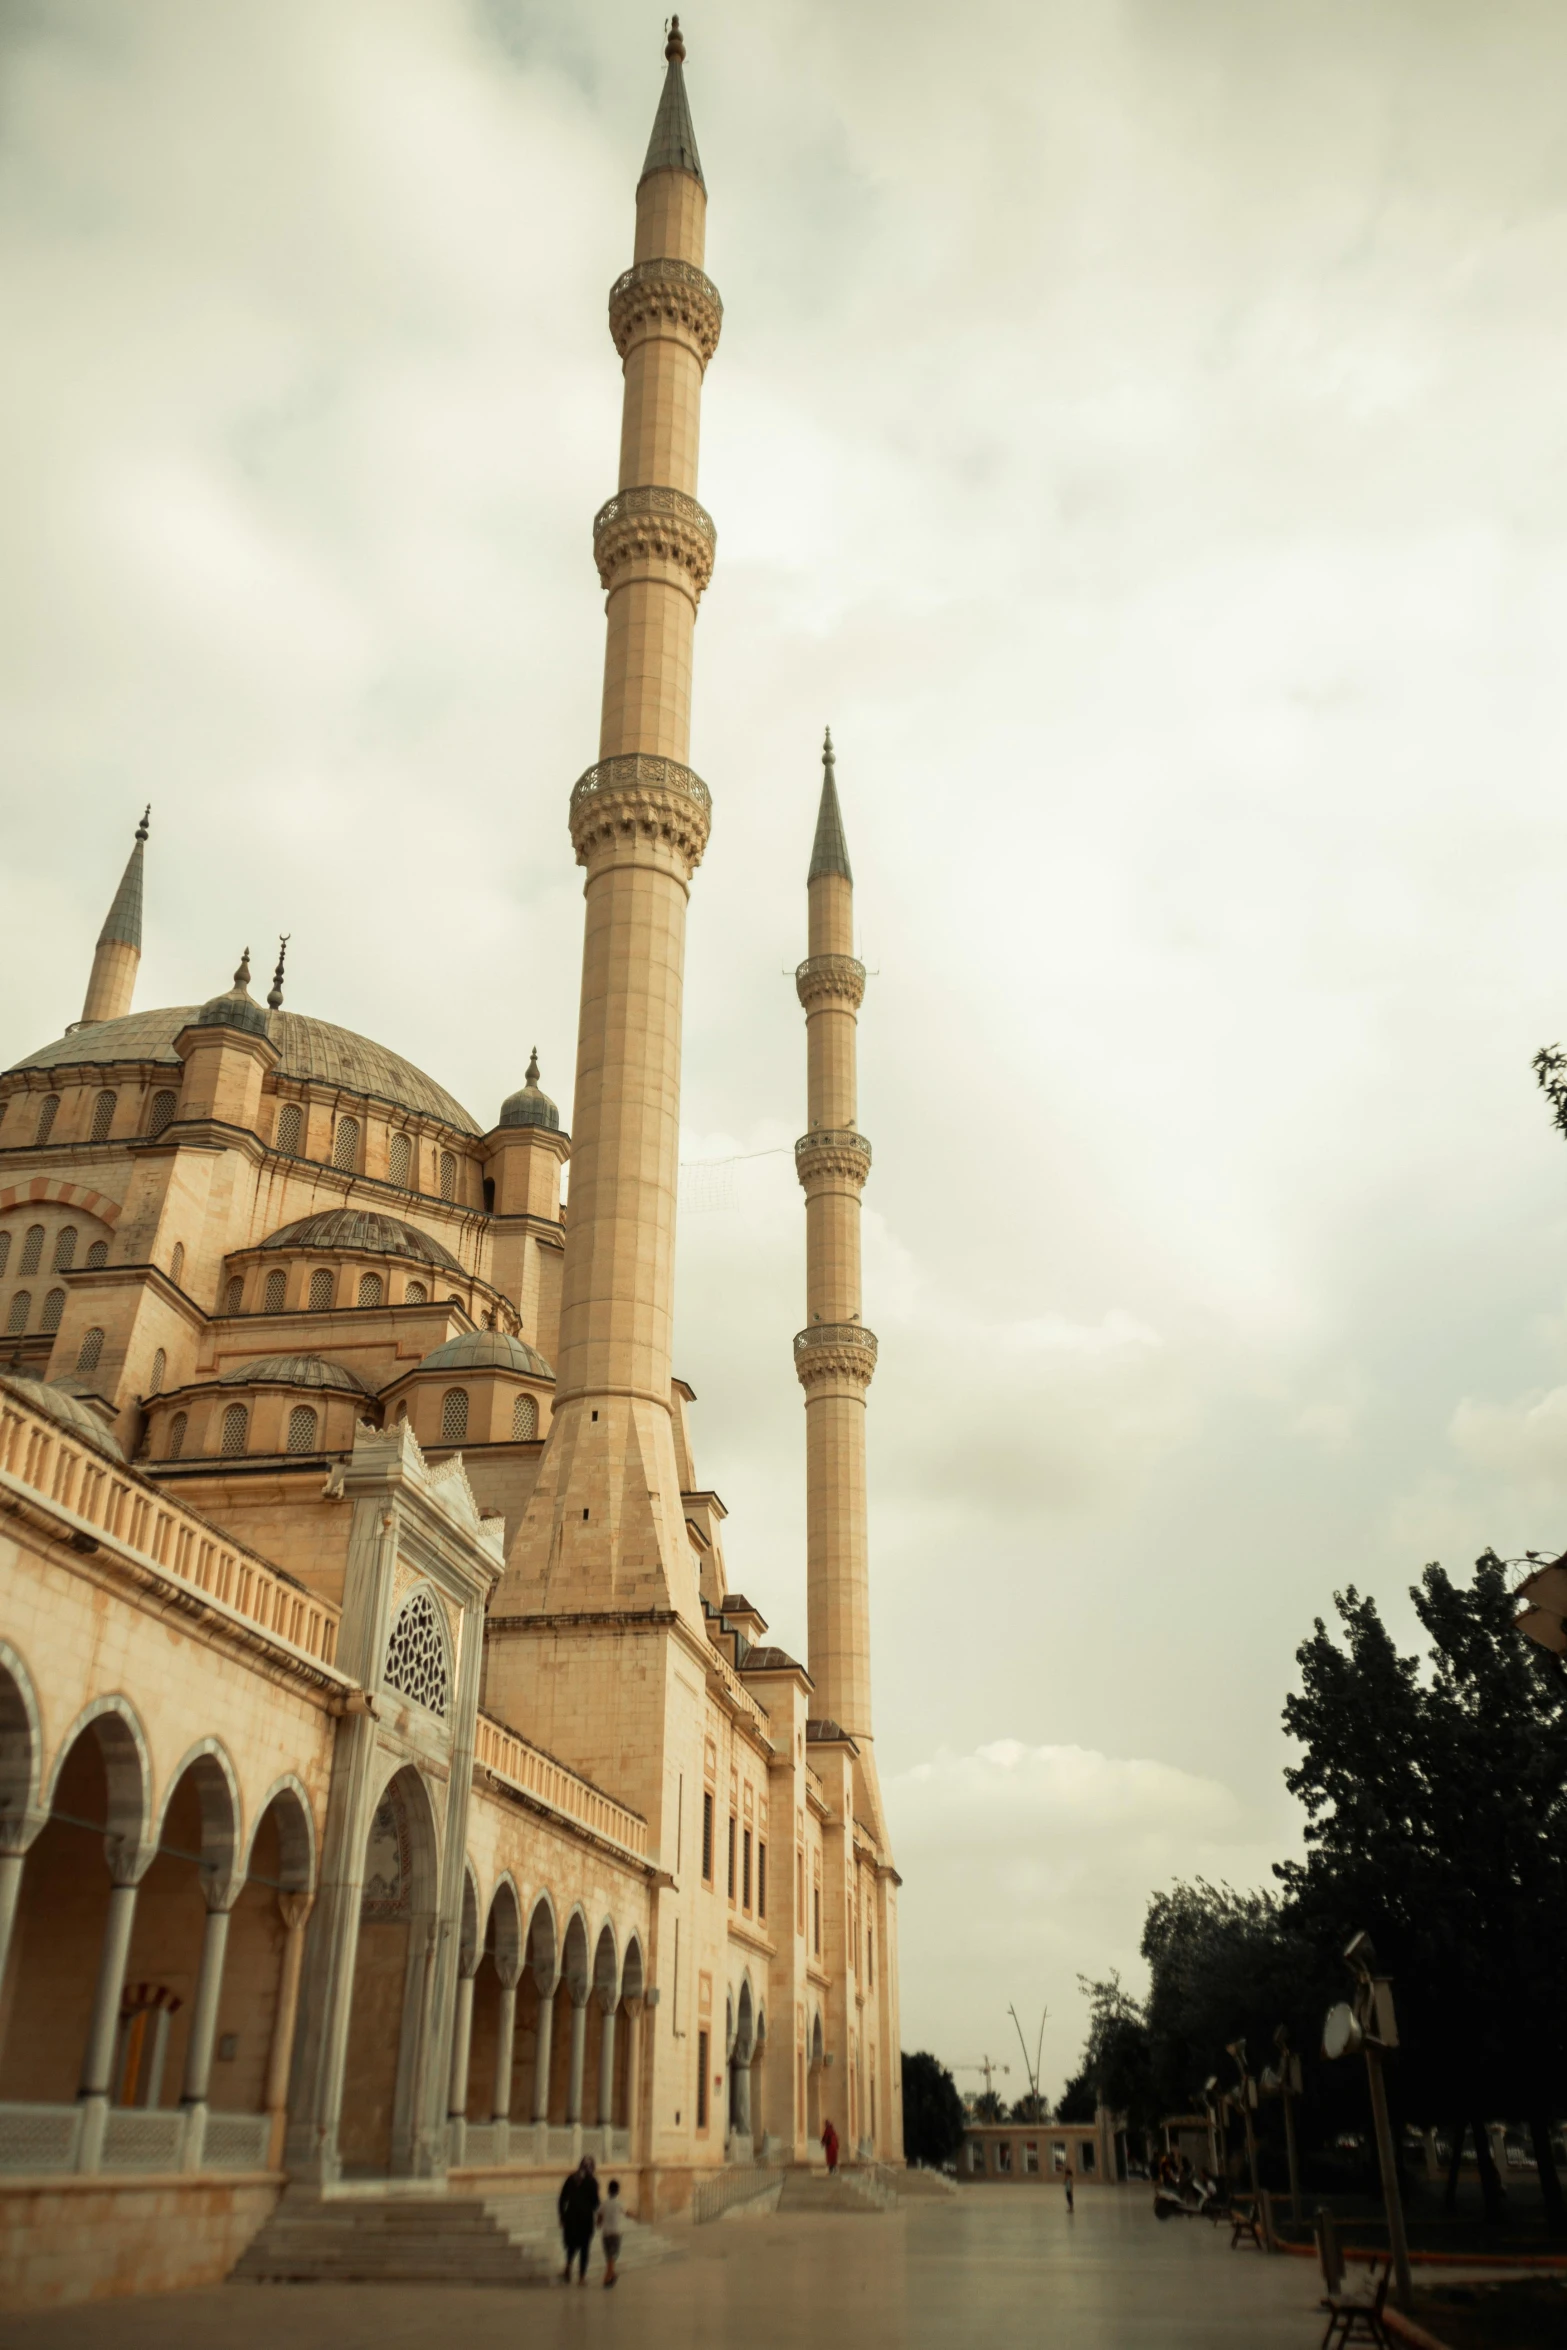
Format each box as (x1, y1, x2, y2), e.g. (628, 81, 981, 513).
(775, 2169, 896, 2216)
(231, 2194, 557, 2285)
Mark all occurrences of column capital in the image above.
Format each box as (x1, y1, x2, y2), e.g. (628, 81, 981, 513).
(795, 954, 866, 1011)
(793, 1323, 878, 1389)
(609, 257, 723, 369)
(570, 754, 712, 876)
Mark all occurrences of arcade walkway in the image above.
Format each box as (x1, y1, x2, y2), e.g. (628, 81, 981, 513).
(5, 2187, 1325, 2347)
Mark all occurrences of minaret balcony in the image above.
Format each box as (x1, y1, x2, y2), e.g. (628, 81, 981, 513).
(608, 257, 723, 368)
(795, 954, 866, 1011)
(568, 753, 713, 874)
(793, 1322, 878, 1389)
(794, 1129, 871, 1189)
(593, 485, 716, 599)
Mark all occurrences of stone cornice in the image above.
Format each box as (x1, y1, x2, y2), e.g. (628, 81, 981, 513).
(793, 1322, 878, 1389)
(794, 1129, 871, 1188)
(569, 755, 712, 875)
(795, 954, 866, 1011)
(608, 257, 723, 368)
(593, 484, 715, 599)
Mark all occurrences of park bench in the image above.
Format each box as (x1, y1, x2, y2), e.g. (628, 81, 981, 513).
(1319, 2261, 1390, 2348)
(1229, 2194, 1265, 2251)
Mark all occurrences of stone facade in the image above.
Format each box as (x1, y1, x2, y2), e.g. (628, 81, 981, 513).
(0, 24, 899, 2311)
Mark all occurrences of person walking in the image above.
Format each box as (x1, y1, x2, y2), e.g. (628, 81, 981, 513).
(599, 2177, 624, 2287)
(558, 2155, 599, 2284)
(822, 2118, 839, 2174)
(1064, 2159, 1075, 2215)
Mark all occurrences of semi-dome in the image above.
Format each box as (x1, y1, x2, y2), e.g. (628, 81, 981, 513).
(0, 1370, 125, 1461)
(218, 1354, 373, 1394)
(499, 1048, 562, 1133)
(9, 1006, 479, 1135)
(257, 1208, 464, 1273)
(414, 1330, 555, 1381)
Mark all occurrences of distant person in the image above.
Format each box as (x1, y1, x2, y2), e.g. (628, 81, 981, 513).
(558, 2155, 599, 2284)
(822, 2118, 840, 2173)
(599, 2177, 623, 2288)
(1064, 2159, 1075, 2214)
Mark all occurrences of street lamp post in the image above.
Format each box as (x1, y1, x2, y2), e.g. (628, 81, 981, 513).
(1322, 1931, 1413, 2314)
(1261, 2026, 1304, 2226)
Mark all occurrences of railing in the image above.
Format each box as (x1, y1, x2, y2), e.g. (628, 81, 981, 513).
(838, 2165, 899, 2211)
(203, 2112, 271, 2170)
(474, 1715, 648, 1859)
(691, 2162, 783, 2225)
(0, 2103, 82, 2174)
(0, 2101, 271, 2176)
(0, 1393, 341, 1672)
(570, 754, 712, 817)
(102, 2108, 184, 2171)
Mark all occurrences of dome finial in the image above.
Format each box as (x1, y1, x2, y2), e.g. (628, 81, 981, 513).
(135, 804, 151, 844)
(665, 14, 685, 61)
(526, 1045, 541, 1085)
(267, 934, 289, 1012)
(233, 946, 251, 990)
(823, 726, 834, 768)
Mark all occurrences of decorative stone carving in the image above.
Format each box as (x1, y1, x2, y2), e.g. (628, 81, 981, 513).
(792, 1323, 878, 1389)
(382, 1586, 450, 1718)
(593, 485, 716, 598)
(794, 955, 866, 1011)
(794, 1129, 872, 1188)
(608, 257, 723, 367)
(569, 755, 713, 874)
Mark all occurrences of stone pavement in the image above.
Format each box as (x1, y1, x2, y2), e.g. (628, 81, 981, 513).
(4, 2188, 1327, 2349)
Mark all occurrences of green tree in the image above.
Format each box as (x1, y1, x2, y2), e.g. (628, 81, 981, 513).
(901, 2050, 967, 2167)
(1058, 1973, 1154, 2133)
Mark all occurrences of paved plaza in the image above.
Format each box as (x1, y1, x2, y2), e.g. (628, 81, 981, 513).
(5, 2191, 1326, 2349)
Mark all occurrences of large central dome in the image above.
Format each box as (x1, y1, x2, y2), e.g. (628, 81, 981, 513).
(9, 1006, 479, 1135)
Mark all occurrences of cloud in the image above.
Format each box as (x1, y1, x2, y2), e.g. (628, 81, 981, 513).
(1449, 1387, 1567, 1495)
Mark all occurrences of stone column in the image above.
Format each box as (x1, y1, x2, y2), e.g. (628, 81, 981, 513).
(178, 1900, 234, 2171)
(446, 1954, 478, 2168)
(624, 1997, 644, 2162)
(531, 1971, 558, 2154)
(265, 1892, 313, 2171)
(734, 2046, 752, 2143)
(77, 1879, 141, 2172)
(596, 2000, 617, 2140)
(491, 1964, 520, 2164)
(566, 1987, 589, 2131)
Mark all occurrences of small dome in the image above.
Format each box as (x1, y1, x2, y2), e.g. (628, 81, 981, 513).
(499, 1048, 562, 1133)
(413, 1330, 555, 1381)
(218, 1354, 373, 1394)
(259, 1208, 464, 1273)
(193, 951, 271, 1041)
(0, 1371, 125, 1461)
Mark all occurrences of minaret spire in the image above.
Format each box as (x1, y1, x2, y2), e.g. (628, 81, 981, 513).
(77, 806, 150, 1029)
(795, 733, 887, 1840)
(641, 17, 703, 186)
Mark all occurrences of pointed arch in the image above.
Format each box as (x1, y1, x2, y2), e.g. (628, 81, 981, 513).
(621, 1932, 645, 2004)
(459, 1861, 481, 1971)
(154, 1737, 242, 1903)
(560, 1904, 590, 1997)
(43, 1693, 152, 1869)
(525, 1890, 559, 1988)
(486, 1874, 523, 1978)
(243, 1772, 316, 1891)
(0, 1637, 43, 1843)
(591, 1918, 619, 2009)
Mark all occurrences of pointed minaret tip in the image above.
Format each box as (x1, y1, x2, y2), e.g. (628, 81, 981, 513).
(95, 807, 149, 952)
(641, 14, 704, 187)
(808, 725, 854, 885)
(267, 934, 289, 1012)
(526, 1045, 541, 1085)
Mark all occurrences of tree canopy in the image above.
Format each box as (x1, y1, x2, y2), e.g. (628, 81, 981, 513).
(901, 2050, 967, 2168)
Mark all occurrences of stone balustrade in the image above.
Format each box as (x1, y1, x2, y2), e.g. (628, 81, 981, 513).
(474, 1713, 648, 1859)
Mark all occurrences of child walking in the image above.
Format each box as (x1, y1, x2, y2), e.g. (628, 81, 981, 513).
(599, 2177, 623, 2287)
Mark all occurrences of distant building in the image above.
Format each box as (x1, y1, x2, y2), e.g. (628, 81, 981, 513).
(962, 2111, 1119, 2182)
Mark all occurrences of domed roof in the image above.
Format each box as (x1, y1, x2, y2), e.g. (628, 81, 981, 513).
(218, 1354, 373, 1394)
(192, 951, 270, 1040)
(0, 1370, 125, 1460)
(259, 1207, 464, 1273)
(9, 1006, 479, 1135)
(499, 1048, 562, 1133)
(413, 1330, 555, 1381)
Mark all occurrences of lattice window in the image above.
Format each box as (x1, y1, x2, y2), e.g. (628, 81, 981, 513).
(308, 1269, 333, 1310)
(149, 1348, 166, 1396)
(224, 1276, 243, 1314)
(76, 1327, 105, 1375)
(52, 1226, 77, 1271)
(286, 1404, 318, 1455)
(0, 1234, 9, 1277)
(383, 1589, 450, 1718)
(33, 1096, 59, 1145)
(5, 1294, 28, 1336)
(405, 1279, 427, 1305)
(40, 1289, 64, 1334)
(263, 1270, 286, 1312)
(89, 1091, 117, 1142)
(85, 1241, 108, 1269)
(168, 1411, 187, 1460)
(148, 1090, 177, 1137)
(389, 1132, 412, 1188)
(358, 1272, 383, 1307)
(440, 1388, 468, 1443)
(512, 1392, 538, 1440)
(439, 1152, 457, 1202)
(333, 1117, 360, 1173)
(275, 1102, 303, 1155)
(220, 1403, 248, 1456)
(170, 1243, 184, 1286)
(19, 1226, 43, 1276)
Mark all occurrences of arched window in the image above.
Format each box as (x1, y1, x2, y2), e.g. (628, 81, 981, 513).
(4, 1293, 29, 1336)
(357, 1272, 383, 1307)
(440, 1388, 468, 1443)
(89, 1091, 117, 1143)
(167, 1410, 187, 1460)
(147, 1090, 177, 1136)
(333, 1116, 360, 1173)
(439, 1151, 457, 1201)
(40, 1289, 65, 1334)
(383, 1589, 450, 1718)
(405, 1279, 427, 1305)
(33, 1096, 59, 1145)
(389, 1132, 412, 1189)
(275, 1102, 303, 1156)
(51, 1227, 77, 1272)
(0, 1234, 10, 1276)
(512, 1392, 538, 1441)
(170, 1242, 184, 1287)
(286, 1404, 318, 1455)
(76, 1327, 105, 1375)
(483, 1176, 495, 1215)
(223, 1276, 243, 1314)
(149, 1348, 166, 1396)
(85, 1240, 107, 1270)
(220, 1403, 248, 1456)
(308, 1269, 333, 1311)
(19, 1226, 43, 1276)
(263, 1270, 286, 1313)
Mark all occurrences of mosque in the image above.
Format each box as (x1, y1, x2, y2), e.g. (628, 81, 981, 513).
(0, 25, 900, 2306)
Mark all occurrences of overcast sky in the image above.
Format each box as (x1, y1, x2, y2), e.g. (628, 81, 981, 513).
(6, 0, 1567, 2102)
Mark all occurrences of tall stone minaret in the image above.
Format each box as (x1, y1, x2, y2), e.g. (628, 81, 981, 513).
(795, 732, 887, 1839)
(76, 807, 150, 1029)
(495, 20, 720, 1631)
